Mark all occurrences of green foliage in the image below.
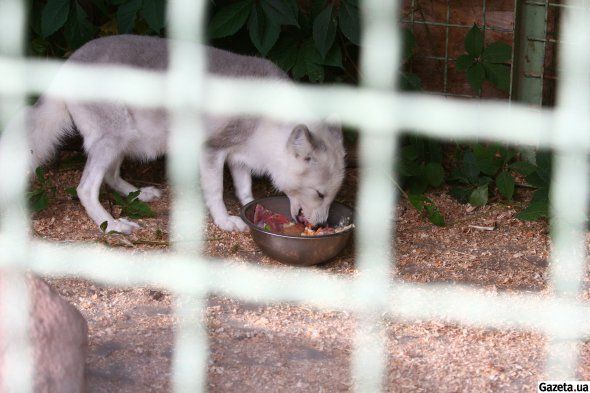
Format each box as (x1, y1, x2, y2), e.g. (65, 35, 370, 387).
(209, 0, 358, 83)
(408, 194, 445, 227)
(30, 0, 166, 56)
(456, 24, 512, 94)
(65, 186, 78, 199)
(513, 151, 551, 221)
(448, 144, 517, 206)
(111, 190, 155, 219)
(397, 137, 445, 226)
(99, 220, 111, 234)
(27, 167, 56, 212)
(398, 137, 444, 195)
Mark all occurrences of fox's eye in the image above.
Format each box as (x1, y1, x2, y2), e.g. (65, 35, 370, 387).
(316, 190, 325, 199)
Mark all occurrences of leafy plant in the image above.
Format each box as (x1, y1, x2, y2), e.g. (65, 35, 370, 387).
(111, 190, 155, 219)
(456, 24, 512, 94)
(99, 220, 114, 235)
(448, 144, 517, 207)
(512, 151, 551, 221)
(397, 137, 445, 226)
(27, 167, 56, 212)
(408, 194, 445, 227)
(30, 0, 165, 56)
(208, 0, 359, 83)
(398, 137, 444, 194)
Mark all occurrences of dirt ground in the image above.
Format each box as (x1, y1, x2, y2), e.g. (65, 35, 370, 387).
(29, 150, 590, 393)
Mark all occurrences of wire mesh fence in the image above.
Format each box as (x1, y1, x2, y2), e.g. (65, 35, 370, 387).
(401, 0, 517, 99)
(0, 0, 589, 391)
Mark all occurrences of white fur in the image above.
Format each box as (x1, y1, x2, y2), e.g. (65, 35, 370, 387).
(2, 35, 345, 234)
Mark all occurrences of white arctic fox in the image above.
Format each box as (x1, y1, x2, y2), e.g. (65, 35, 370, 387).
(3, 35, 345, 233)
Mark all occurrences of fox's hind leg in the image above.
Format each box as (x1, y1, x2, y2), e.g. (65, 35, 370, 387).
(104, 157, 162, 202)
(77, 147, 140, 234)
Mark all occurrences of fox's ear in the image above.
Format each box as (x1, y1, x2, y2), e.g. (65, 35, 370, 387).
(287, 124, 314, 161)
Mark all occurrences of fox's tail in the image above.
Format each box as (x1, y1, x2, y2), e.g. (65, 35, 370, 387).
(0, 98, 74, 176)
(26, 98, 75, 171)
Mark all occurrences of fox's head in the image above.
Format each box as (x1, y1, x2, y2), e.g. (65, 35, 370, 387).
(275, 122, 345, 227)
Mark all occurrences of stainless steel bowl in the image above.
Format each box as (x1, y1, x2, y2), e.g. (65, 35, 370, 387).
(240, 196, 354, 266)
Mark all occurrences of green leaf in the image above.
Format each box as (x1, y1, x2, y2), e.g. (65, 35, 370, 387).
(424, 162, 444, 187)
(127, 190, 141, 202)
(476, 157, 502, 176)
(64, 3, 95, 49)
(292, 40, 325, 82)
(483, 62, 511, 92)
(41, 0, 70, 38)
(401, 145, 419, 162)
(449, 187, 471, 204)
(496, 171, 515, 201)
(498, 146, 516, 165)
(112, 191, 155, 219)
(427, 140, 443, 162)
(535, 151, 552, 180)
(510, 161, 536, 176)
(467, 62, 486, 94)
(35, 167, 46, 184)
(100, 221, 109, 233)
(463, 151, 480, 184)
(472, 143, 495, 159)
(208, 0, 253, 39)
(142, 0, 166, 33)
(464, 24, 484, 58)
(525, 171, 548, 188)
(323, 42, 344, 68)
(268, 35, 299, 72)
(117, 0, 142, 34)
(456, 54, 474, 71)
(313, 3, 337, 59)
(516, 201, 549, 221)
(260, 0, 299, 26)
(112, 192, 125, 205)
(90, 0, 110, 17)
(531, 187, 550, 203)
(338, 0, 360, 45)
(408, 194, 425, 210)
(65, 187, 78, 199)
(408, 194, 445, 226)
(424, 202, 445, 227)
(482, 42, 512, 63)
(407, 176, 428, 195)
(248, 4, 280, 56)
(28, 189, 46, 212)
(469, 184, 488, 207)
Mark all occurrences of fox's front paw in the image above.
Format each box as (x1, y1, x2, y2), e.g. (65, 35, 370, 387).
(138, 186, 162, 202)
(102, 218, 141, 235)
(215, 216, 248, 232)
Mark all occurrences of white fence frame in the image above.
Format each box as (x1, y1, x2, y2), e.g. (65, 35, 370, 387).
(1, 0, 589, 391)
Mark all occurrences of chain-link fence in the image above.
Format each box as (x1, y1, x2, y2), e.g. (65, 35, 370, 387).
(1, 0, 590, 391)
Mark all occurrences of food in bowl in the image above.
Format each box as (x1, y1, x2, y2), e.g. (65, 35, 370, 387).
(241, 197, 355, 265)
(252, 204, 354, 237)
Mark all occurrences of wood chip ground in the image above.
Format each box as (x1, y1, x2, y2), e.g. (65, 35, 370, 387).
(29, 154, 590, 392)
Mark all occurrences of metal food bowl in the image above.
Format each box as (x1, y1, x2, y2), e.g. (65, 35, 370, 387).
(240, 196, 354, 266)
